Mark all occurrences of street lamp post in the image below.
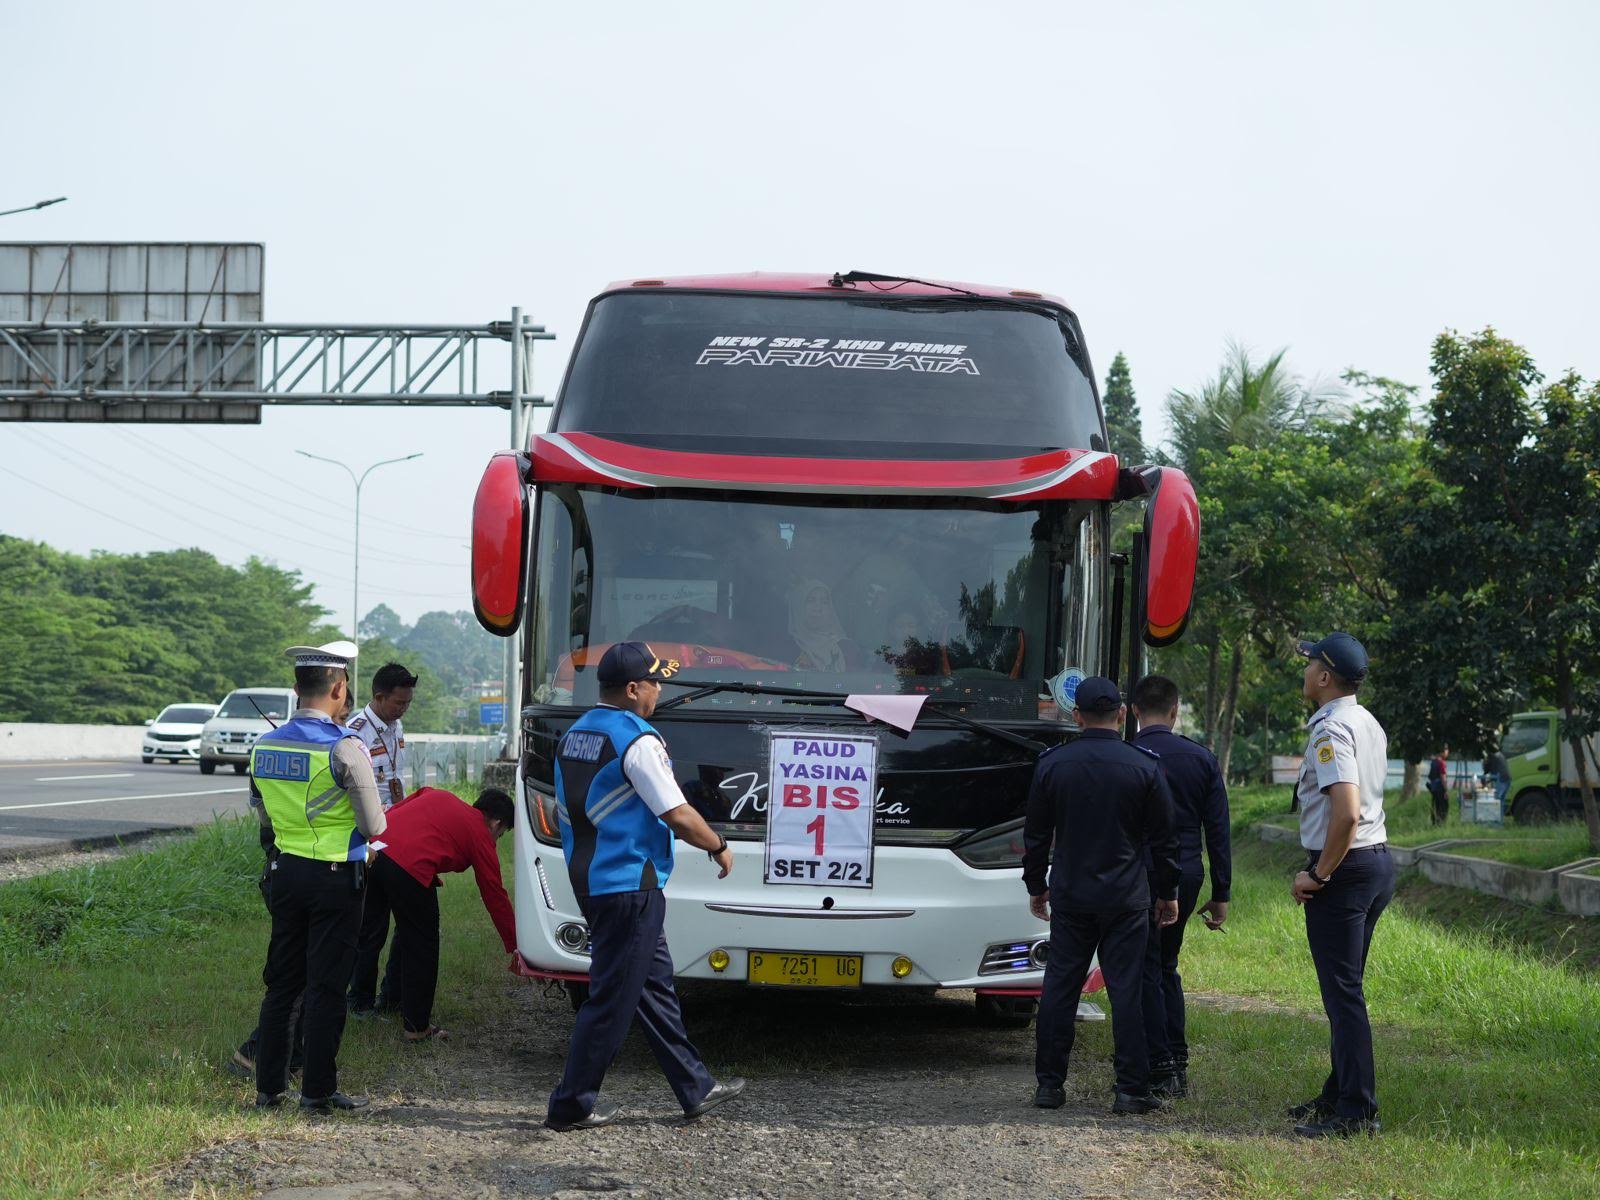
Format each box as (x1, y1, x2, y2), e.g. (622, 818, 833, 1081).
(0, 196, 67, 218)
(296, 449, 422, 704)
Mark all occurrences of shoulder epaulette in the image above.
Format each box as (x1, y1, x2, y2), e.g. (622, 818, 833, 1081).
(1133, 743, 1161, 760)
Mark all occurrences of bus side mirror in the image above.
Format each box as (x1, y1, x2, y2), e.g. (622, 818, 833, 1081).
(1124, 465, 1199, 647)
(472, 451, 531, 637)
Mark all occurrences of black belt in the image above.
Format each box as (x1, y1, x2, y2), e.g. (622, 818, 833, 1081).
(277, 852, 360, 870)
(1307, 843, 1388, 857)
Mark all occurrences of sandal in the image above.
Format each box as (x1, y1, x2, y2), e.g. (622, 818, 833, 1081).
(403, 1025, 449, 1043)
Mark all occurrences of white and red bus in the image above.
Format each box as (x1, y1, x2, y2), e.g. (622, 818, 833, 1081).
(471, 272, 1198, 1025)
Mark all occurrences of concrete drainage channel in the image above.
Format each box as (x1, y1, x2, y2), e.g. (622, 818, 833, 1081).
(1255, 823, 1600, 917)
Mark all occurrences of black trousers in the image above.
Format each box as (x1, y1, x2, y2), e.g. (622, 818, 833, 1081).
(1304, 845, 1395, 1119)
(241, 845, 304, 1070)
(349, 868, 405, 1011)
(1035, 904, 1150, 1095)
(1141, 874, 1203, 1070)
(547, 888, 715, 1124)
(1428, 780, 1449, 824)
(256, 854, 365, 1100)
(362, 854, 442, 1034)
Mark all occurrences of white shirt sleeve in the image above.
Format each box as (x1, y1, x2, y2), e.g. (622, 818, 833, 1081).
(1311, 719, 1360, 791)
(622, 735, 688, 818)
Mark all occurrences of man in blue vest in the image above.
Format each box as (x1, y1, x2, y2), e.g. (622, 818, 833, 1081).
(544, 642, 745, 1132)
(252, 641, 387, 1112)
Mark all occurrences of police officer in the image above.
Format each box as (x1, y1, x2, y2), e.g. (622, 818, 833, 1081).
(545, 642, 746, 1131)
(1024, 676, 1180, 1114)
(252, 642, 387, 1112)
(1131, 673, 1231, 1099)
(1288, 632, 1393, 1138)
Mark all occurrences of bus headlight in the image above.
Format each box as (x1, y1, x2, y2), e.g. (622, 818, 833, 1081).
(891, 956, 914, 979)
(556, 922, 590, 955)
(953, 820, 1026, 869)
(528, 788, 562, 846)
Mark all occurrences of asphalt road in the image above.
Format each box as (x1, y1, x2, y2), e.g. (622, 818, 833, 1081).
(0, 757, 251, 859)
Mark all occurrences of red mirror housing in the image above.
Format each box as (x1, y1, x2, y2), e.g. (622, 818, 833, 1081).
(1131, 466, 1199, 647)
(472, 451, 530, 636)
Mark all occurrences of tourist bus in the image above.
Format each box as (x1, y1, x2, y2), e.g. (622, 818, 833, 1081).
(471, 272, 1199, 1024)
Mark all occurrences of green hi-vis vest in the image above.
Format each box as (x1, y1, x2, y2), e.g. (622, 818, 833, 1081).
(250, 715, 368, 863)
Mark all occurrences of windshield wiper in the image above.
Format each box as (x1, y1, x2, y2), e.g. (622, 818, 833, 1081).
(828, 270, 984, 299)
(655, 677, 1047, 754)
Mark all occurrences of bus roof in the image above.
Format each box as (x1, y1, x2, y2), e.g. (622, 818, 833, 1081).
(600, 271, 1070, 308)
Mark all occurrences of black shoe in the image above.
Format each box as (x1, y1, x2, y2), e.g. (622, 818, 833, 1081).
(1151, 1069, 1188, 1099)
(299, 1092, 370, 1112)
(544, 1101, 622, 1132)
(1112, 1090, 1166, 1115)
(683, 1077, 747, 1121)
(1295, 1115, 1380, 1138)
(254, 1091, 288, 1108)
(1033, 1084, 1065, 1109)
(1286, 1096, 1335, 1123)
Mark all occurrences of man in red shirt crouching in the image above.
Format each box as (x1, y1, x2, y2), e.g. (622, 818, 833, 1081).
(363, 786, 516, 1041)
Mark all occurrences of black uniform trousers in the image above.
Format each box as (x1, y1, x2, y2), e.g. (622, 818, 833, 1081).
(1304, 845, 1395, 1119)
(349, 881, 403, 1011)
(358, 853, 442, 1034)
(1035, 903, 1150, 1095)
(547, 887, 715, 1124)
(1141, 873, 1203, 1071)
(256, 853, 365, 1100)
(241, 838, 304, 1071)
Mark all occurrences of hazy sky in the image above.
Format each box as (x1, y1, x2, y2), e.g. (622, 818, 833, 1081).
(3, 1, 1596, 628)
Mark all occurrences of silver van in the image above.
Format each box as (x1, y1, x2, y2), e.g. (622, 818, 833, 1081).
(199, 688, 296, 775)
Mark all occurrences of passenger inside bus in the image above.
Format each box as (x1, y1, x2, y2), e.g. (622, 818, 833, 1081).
(786, 579, 865, 672)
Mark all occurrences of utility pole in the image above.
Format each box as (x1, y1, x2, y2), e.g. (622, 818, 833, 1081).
(296, 449, 423, 704)
(502, 306, 526, 760)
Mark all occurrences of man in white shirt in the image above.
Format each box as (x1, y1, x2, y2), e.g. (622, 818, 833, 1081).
(1287, 632, 1393, 1139)
(346, 662, 417, 1015)
(348, 663, 417, 811)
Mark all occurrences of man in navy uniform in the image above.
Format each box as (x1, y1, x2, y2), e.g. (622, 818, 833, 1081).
(1288, 632, 1393, 1137)
(1024, 676, 1180, 1114)
(544, 642, 746, 1131)
(1131, 673, 1231, 1099)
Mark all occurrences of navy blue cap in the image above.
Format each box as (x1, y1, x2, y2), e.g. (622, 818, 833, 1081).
(597, 641, 682, 686)
(1073, 675, 1123, 713)
(1296, 632, 1369, 683)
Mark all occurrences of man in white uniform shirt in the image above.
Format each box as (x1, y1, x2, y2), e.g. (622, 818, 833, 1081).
(349, 663, 417, 810)
(346, 662, 417, 1015)
(1287, 632, 1393, 1139)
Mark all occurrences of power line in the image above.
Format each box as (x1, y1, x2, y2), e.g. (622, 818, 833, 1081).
(0, 463, 185, 546)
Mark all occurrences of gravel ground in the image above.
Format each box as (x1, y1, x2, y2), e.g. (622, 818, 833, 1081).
(167, 979, 1225, 1200)
(0, 832, 187, 884)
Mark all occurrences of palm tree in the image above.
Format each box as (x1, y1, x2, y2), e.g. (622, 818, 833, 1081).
(1160, 342, 1341, 778)
(1166, 341, 1339, 479)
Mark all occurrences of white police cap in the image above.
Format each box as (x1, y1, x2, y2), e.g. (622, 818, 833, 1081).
(283, 640, 359, 668)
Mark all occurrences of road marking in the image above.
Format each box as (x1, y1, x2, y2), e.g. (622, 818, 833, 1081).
(0, 787, 247, 813)
(35, 772, 136, 782)
(0, 760, 130, 770)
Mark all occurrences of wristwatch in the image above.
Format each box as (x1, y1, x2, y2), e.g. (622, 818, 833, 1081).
(1305, 864, 1332, 886)
(708, 835, 729, 860)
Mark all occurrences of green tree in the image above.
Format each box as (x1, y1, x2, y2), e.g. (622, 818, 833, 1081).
(1102, 351, 1144, 462)
(1401, 330, 1600, 846)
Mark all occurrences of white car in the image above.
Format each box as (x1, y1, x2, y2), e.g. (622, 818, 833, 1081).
(141, 703, 220, 764)
(199, 688, 296, 775)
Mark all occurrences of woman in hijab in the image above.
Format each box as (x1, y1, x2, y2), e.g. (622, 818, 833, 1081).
(788, 579, 864, 672)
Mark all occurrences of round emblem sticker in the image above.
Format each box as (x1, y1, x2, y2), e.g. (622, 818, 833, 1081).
(1050, 668, 1086, 714)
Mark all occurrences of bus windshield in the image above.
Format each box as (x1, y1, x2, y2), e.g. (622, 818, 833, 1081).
(528, 488, 1101, 720)
(554, 291, 1102, 459)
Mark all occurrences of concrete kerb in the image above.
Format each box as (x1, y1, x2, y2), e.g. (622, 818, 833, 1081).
(1556, 858, 1600, 917)
(1255, 823, 1600, 915)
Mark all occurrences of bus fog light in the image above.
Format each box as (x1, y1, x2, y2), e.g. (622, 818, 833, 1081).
(556, 922, 590, 954)
(891, 956, 914, 979)
(708, 949, 731, 973)
(1029, 940, 1049, 969)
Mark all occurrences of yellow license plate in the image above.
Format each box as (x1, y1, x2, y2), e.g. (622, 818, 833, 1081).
(747, 950, 862, 988)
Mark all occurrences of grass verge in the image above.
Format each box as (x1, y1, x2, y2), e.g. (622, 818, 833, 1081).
(0, 794, 513, 1200)
(1173, 784, 1600, 1199)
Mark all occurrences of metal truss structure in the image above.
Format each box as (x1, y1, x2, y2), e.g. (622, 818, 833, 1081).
(0, 312, 554, 422)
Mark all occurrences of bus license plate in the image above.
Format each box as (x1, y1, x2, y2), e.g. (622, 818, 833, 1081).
(747, 950, 862, 988)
